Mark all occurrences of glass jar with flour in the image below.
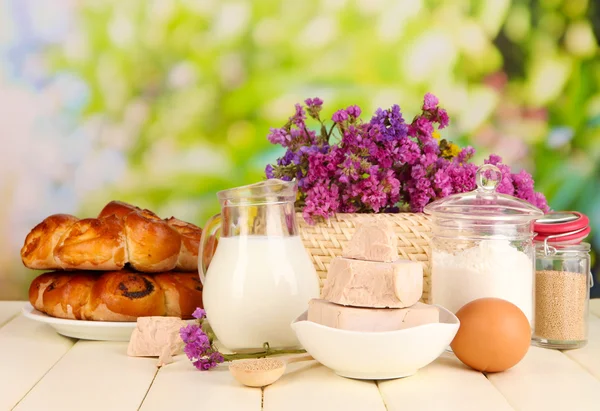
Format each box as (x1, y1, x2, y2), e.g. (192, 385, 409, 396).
(423, 164, 544, 327)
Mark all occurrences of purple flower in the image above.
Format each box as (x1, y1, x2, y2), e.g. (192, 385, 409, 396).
(409, 117, 434, 142)
(420, 93, 449, 129)
(210, 351, 225, 363)
(180, 322, 225, 371)
(190, 350, 225, 371)
(513, 169, 534, 199)
(305, 97, 323, 108)
(411, 164, 427, 180)
(184, 339, 209, 359)
(277, 149, 299, 166)
(292, 103, 306, 127)
(369, 105, 408, 142)
(457, 146, 475, 164)
(332, 109, 349, 123)
(436, 109, 450, 129)
(192, 308, 206, 319)
(193, 356, 220, 371)
(265, 164, 274, 179)
(433, 168, 452, 197)
(267, 127, 290, 146)
(302, 182, 340, 223)
(346, 105, 361, 118)
(398, 138, 421, 165)
(423, 93, 439, 110)
(421, 142, 440, 167)
(305, 97, 324, 120)
(265, 95, 548, 221)
(180, 324, 209, 345)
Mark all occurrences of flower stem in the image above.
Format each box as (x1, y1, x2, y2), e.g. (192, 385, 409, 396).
(222, 348, 307, 362)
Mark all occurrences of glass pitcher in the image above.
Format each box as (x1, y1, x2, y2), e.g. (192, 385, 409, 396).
(198, 179, 320, 352)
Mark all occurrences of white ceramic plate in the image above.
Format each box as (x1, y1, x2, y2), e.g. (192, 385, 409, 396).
(22, 304, 194, 342)
(291, 304, 460, 380)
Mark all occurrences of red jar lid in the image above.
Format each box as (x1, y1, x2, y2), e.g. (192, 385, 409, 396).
(534, 211, 590, 244)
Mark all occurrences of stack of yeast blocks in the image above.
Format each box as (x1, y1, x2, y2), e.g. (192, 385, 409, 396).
(308, 221, 439, 332)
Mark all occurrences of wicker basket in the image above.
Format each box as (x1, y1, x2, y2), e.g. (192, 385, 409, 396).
(297, 212, 434, 303)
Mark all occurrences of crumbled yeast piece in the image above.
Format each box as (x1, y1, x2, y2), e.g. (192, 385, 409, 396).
(127, 316, 187, 367)
(343, 220, 399, 263)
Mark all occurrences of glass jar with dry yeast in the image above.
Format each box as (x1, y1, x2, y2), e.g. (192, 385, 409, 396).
(532, 211, 592, 350)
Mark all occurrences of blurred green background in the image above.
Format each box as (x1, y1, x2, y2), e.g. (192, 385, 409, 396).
(1, 0, 599, 299)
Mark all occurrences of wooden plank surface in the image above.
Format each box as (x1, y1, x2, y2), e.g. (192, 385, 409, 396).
(0, 315, 74, 410)
(487, 346, 600, 411)
(140, 356, 261, 411)
(15, 341, 157, 411)
(1, 301, 599, 410)
(263, 361, 386, 411)
(0, 300, 25, 327)
(378, 352, 514, 411)
(562, 315, 600, 381)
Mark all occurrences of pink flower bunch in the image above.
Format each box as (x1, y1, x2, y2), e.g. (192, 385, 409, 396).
(265, 94, 549, 223)
(180, 308, 224, 370)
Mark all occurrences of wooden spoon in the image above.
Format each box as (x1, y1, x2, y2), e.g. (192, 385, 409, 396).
(229, 354, 314, 387)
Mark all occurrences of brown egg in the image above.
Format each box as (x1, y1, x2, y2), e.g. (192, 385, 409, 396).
(450, 297, 531, 373)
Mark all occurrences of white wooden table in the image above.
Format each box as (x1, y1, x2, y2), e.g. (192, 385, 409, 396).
(1, 300, 600, 411)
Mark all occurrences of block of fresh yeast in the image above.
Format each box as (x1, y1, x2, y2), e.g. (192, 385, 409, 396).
(321, 257, 423, 308)
(308, 299, 439, 331)
(343, 220, 398, 262)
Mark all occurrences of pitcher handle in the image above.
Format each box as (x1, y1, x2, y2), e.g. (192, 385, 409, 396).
(199, 213, 221, 285)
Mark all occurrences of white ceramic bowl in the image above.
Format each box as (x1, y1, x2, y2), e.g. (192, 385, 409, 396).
(291, 304, 459, 380)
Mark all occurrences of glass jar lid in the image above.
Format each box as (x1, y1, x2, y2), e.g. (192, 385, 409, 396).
(533, 211, 590, 244)
(423, 164, 544, 222)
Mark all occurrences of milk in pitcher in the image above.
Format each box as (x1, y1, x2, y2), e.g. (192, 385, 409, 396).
(203, 235, 319, 351)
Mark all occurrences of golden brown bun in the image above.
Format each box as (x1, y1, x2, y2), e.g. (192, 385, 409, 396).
(165, 217, 202, 271)
(54, 215, 127, 270)
(28, 270, 203, 321)
(97, 200, 141, 220)
(124, 211, 181, 272)
(44, 272, 97, 320)
(29, 271, 57, 311)
(87, 271, 166, 320)
(20, 214, 79, 269)
(21, 201, 204, 272)
(154, 272, 203, 318)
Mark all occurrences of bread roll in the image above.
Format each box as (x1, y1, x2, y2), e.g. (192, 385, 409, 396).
(20, 214, 79, 269)
(54, 215, 128, 270)
(88, 271, 166, 321)
(154, 272, 203, 318)
(42, 272, 97, 319)
(21, 201, 205, 272)
(124, 211, 181, 272)
(28, 270, 204, 321)
(97, 200, 141, 220)
(29, 271, 58, 311)
(165, 217, 201, 271)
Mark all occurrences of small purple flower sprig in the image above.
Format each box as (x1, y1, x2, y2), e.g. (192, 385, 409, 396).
(265, 94, 549, 223)
(180, 308, 306, 371)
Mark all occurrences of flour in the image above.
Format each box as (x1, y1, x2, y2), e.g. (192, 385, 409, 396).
(431, 240, 534, 326)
